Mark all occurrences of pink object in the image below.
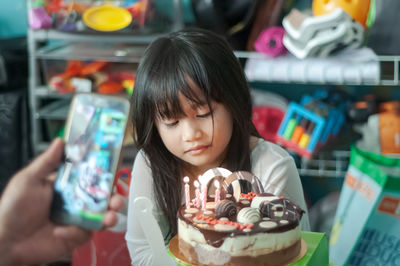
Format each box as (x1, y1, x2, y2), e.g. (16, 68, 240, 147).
(28, 6, 52, 29)
(252, 106, 285, 143)
(200, 179, 207, 211)
(194, 181, 201, 209)
(254, 27, 287, 57)
(183, 176, 190, 209)
(214, 180, 220, 205)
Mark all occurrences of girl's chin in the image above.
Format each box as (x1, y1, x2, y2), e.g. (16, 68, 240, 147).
(183, 159, 218, 171)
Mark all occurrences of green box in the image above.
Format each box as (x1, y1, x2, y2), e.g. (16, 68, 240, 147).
(290, 232, 329, 266)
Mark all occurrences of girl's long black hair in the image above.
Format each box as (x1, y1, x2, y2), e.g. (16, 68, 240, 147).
(132, 28, 258, 238)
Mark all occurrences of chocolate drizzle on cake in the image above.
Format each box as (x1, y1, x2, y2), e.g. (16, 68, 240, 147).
(215, 199, 237, 219)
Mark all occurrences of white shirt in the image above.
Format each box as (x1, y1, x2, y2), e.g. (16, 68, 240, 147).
(125, 138, 310, 265)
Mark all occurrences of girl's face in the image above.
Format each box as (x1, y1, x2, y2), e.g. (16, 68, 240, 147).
(155, 90, 233, 176)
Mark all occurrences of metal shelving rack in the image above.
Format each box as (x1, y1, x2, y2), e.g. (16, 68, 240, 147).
(27, 29, 162, 153)
(28, 31, 399, 176)
(235, 51, 400, 86)
(236, 51, 400, 178)
(298, 150, 350, 178)
(27, 0, 185, 153)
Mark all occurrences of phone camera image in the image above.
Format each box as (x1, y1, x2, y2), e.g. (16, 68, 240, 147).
(51, 94, 130, 229)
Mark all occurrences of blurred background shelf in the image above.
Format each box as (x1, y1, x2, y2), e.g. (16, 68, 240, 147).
(235, 51, 400, 86)
(36, 99, 70, 119)
(29, 29, 166, 43)
(36, 42, 147, 62)
(298, 150, 350, 178)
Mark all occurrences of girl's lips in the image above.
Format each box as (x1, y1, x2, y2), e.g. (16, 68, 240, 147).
(186, 145, 209, 154)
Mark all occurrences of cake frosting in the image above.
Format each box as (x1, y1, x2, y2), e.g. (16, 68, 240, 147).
(176, 168, 304, 266)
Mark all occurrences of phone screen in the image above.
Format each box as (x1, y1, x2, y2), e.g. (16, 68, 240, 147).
(51, 94, 130, 229)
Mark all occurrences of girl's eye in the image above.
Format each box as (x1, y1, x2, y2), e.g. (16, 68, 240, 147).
(165, 120, 179, 127)
(197, 111, 212, 118)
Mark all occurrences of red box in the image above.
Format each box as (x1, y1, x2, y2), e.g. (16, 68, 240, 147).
(72, 230, 131, 266)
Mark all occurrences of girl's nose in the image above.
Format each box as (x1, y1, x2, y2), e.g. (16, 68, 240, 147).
(182, 120, 202, 141)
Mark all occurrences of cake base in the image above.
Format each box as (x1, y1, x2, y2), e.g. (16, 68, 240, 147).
(169, 235, 307, 266)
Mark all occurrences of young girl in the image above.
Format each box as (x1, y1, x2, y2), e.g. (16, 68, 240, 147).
(126, 28, 310, 265)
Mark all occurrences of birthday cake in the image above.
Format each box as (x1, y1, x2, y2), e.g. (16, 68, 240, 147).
(176, 168, 304, 266)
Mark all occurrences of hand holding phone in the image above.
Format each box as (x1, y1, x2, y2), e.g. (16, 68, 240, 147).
(51, 93, 131, 229)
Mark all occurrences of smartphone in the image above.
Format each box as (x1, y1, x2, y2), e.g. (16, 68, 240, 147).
(51, 93, 131, 229)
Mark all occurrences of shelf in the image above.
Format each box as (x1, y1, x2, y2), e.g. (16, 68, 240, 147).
(297, 150, 350, 178)
(36, 99, 71, 120)
(235, 51, 400, 86)
(29, 29, 166, 44)
(35, 86, 74, 99)
(36, 42, 146, 63)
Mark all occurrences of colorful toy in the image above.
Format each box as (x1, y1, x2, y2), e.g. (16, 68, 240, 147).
(28, 6, 53, 29)
(276, 102, 326, 158)
(254, 27, 287, 58)
(123, 79, 135, 95)
(44, 0, 65, 14)
(355, 101, 400, 155)
(276, 91, 348, 158)
(126, 0, 149, 26)
(282, 8, 364, 59)
(83, 4, 133, 32)
(312, 0, 372, 28)
(98, 82, 124, 94)
(379, 109, 400, 155)
(252, 106, 285, 142)
(80, 61, 108, 75)
(48, 60, 107, 93)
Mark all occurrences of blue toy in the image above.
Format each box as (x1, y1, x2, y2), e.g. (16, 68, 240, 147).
(276, 90, 348, 157)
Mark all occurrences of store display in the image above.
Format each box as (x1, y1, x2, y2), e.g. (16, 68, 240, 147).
(27, 0, 178, 33)
(175, 167, 305, 266)
(330, 146, 400, 266)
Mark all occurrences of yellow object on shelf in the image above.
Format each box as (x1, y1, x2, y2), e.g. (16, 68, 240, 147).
(312, 0, 371, 28)
(83, 5, 132, 32)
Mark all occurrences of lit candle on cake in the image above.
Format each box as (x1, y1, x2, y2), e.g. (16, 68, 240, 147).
(199, 177, 207, 211)
(214, 180, 220, 204)
(194, 180, 201, 209)
(183, 176, 190, 209)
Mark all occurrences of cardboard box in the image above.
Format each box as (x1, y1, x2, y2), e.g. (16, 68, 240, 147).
(329, 146, 400, 265)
